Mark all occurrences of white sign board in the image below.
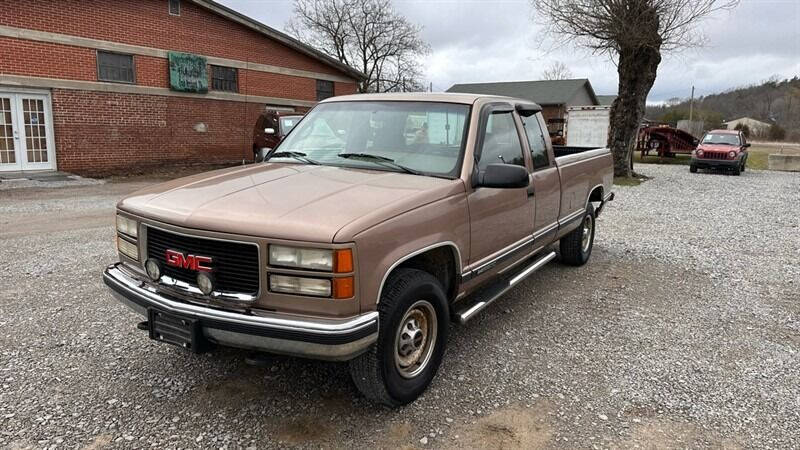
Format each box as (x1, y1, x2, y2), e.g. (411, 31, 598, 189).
(566, 106, 611, 148)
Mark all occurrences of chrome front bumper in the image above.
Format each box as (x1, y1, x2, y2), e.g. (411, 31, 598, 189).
(102, 264, 378, 361)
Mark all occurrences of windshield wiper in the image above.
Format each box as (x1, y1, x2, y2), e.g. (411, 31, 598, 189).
(267, 151, 320, 165)
(337, 153, 422, 175)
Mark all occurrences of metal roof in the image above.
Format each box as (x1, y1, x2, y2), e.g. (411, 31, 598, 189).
(446, 79, 598, 106)
(596, 94, 617, 106)
(189, 0, 365, 81)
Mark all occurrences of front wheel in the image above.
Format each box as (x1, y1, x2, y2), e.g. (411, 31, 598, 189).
(349, 268, 449, 406)
(690, 164, 698, 173)
(732, 165, 741, 176)
(560, 203, 596, 266)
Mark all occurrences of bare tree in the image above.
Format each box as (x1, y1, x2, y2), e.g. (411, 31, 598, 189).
(531, 0, 738, 177)
(541, 61, 574, 80)
(286, 0, 430, 93)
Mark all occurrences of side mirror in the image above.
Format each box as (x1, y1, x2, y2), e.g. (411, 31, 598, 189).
(255, 148, 271, 163)
(264, 128, 276, 135)
(744, 143, 751, 148)
(475, 163, 529, 189)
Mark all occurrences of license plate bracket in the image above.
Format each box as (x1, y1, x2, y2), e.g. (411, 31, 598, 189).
(147, 309, 208, 353)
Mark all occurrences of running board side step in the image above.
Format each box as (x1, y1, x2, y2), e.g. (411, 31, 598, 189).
(454, 251, 557, 324)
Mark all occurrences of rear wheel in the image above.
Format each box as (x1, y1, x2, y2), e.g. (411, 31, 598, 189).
(560, 203, 595, 266)
(349, 268, 448, 406)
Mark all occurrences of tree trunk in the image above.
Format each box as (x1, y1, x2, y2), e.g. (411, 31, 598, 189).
(608, 45, 661, 177)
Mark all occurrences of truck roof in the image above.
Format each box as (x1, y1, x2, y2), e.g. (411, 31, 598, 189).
(707, 129, 739, 134)
(321, 92, 530, 106)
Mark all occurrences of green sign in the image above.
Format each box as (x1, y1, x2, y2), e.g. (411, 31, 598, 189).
(168, 51, 208, 93)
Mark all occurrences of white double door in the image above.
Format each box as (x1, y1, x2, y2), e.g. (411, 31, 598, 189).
(0, 92, 56, 172)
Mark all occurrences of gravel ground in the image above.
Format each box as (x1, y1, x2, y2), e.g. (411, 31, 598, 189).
(1, 165, 798, 449)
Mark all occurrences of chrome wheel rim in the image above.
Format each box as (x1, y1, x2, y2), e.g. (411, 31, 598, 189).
(394, 300, 437, 379)
(581, 215, 593, 253)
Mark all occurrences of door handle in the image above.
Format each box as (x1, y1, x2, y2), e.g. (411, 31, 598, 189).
(527, 186, 535, 197)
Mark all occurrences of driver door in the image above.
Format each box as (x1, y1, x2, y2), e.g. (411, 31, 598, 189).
(465, 105, 535, 277)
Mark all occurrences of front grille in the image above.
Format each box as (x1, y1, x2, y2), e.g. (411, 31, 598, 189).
(701, 152, 730, 160)
(146, 226, 260, 295)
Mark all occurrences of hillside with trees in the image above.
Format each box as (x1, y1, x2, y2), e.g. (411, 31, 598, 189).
(646, 76, 800, 141)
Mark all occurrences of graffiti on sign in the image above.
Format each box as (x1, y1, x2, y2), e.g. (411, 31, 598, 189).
(168, 52, 208, 93)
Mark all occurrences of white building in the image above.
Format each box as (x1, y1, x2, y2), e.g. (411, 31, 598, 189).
(723, 117, 771, 135)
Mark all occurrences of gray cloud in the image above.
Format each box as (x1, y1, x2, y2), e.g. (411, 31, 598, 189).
(219, 0, 799, 102)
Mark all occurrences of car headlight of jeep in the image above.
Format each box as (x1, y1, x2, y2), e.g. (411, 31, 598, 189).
(116, 214, 138, 238)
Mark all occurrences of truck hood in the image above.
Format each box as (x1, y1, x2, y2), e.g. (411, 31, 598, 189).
(118, 163, 464, 243)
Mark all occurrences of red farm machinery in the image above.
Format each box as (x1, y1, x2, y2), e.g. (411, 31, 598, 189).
(637, 126, 699, 158)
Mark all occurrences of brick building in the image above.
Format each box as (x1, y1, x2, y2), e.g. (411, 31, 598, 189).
(0, 0, 362, 175)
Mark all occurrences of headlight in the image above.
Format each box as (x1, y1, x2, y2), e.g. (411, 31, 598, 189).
(269, 275, 331, 297)
(116, 214, 138, 238)
(696, 149, 704, 157)
(728, 151, 736, 158)
(269, 245, 353, 272)
(117, 236, 139, 261)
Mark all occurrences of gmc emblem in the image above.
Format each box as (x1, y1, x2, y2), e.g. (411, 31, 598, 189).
(164, 249, 213, 272)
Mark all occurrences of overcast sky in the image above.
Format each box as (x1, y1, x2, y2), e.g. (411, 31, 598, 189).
(218, 0, 799, 103)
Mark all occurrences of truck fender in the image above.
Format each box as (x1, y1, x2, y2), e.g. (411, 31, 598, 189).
(375, 241, 462, 305)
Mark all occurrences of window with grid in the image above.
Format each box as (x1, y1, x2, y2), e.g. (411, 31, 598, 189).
(169, 0, 180, 15)
(316, 80, 334, 101)
(211, 65, 238, 92)
(97, 51, 135, 83)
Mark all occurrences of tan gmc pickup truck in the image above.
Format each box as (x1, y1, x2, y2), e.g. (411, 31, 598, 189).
(103, 93, 614, 406)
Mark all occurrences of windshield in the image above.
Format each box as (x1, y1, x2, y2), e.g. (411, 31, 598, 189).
(280, 116, 301, 134)
(270, 101, 471, 177)
(701, 133, 740, 145)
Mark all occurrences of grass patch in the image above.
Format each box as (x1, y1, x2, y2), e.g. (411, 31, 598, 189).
(745, 152, 769, 170)
(634, 149, 770, 170)
(633, 152, 691, 166)
(614, 176, 646, 186)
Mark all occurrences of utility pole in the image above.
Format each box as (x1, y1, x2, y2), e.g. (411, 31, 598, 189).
(429, 82, 433, 92)
(689, 85, 695, 122)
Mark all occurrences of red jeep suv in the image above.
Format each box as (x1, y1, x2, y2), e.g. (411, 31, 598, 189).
(253, 110, 304, 162)
(690, 129, 750, 175)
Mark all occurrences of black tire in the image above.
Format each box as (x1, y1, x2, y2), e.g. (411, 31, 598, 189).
(690, 164, 698, 173)
(741, 157, 746, 172)
(349, 268, 449, 407)
(560, 203, 596, 266)
(732, 165, 741, 176)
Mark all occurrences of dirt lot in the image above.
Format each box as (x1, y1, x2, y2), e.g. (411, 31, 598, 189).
(1, 164, 798, 449)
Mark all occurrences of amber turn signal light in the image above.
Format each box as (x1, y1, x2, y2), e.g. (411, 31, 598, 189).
(334, 249, 353, 273)
(333, 276, 354, 299)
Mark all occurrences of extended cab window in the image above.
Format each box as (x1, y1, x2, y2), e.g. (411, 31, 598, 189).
(521, 114, 549, 168)
(477, 112, 525, 171)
